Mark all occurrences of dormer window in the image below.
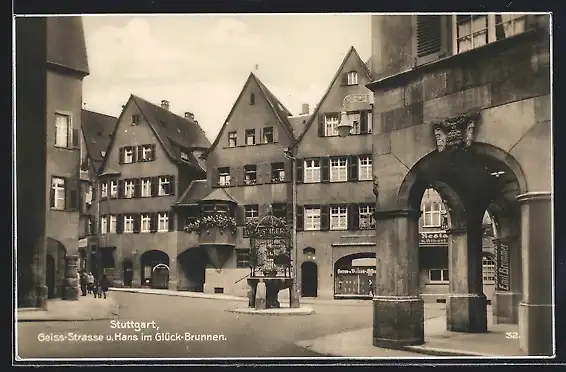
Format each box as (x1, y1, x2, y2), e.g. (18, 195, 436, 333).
(139, 144, 154, 161)
(180, 151, 189, 161)
(132, 114, 141, 125)
(245, 129, 256, 145)
(250, 93, 255, 105)
(347, 71, 358, 85)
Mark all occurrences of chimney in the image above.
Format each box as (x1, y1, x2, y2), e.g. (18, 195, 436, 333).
(184, 112, 195, 120)
(300, 103, 310, 115)
(161, 100, 170, 110)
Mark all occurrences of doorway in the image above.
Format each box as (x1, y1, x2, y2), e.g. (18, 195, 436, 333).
(122, 260, 133, 287)
(46, 254, 55, 299)
(301, 261, 318, 297)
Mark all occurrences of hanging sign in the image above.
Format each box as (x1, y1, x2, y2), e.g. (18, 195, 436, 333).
(496, 242, 510, 291)
(419, 232, 448, 245)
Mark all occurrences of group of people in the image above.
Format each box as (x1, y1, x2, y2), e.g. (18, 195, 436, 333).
(78, 271, 110, 299)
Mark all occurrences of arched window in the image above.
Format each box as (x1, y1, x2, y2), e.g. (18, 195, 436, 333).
(482, 255, 496, 283)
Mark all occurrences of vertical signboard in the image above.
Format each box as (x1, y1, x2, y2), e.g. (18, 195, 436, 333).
(495, 241, 510, 291)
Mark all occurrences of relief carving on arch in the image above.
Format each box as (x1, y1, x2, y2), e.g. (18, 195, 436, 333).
(431, 109, 481, 152)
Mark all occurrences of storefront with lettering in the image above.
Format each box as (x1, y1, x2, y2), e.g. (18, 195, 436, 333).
(334, 266, 376, 298)
(418, 232, 450, 295)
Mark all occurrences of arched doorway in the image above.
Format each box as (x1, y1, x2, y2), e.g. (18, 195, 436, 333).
(177, 247, 207, 292)
(301, 261, 318, 297)
(140, 250, 170, 288)
(122, 260, 133, 287)
(46, 254, 56, 299)
(151, 264, 170, 289)
(334, 252, 376, 299)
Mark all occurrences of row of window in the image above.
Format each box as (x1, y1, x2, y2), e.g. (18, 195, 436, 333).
(100, 212, 173, 234)
(292, 204, 375, 231)
(428, 256, 496, 283)
(215, 155, 372, 187)
(320, 110, 373, 137)
(227, 127, 274, 148)
(100, 175, 175, 199)
(54, 112, 80, 149)
(118, 144, 156, 164)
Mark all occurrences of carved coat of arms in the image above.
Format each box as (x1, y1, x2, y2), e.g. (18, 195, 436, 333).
(431, 109, 481, 152)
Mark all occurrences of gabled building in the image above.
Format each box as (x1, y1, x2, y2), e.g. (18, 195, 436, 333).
(96, 95, 209, 290)
(78, 109, 118, 273)
(289, 46, 375, 299)
(16, 16, 89, 307)
(179, 72, 298, 295)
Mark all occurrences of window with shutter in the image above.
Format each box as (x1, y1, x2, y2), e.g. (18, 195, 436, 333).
(151, 177, 158, 197)
(137, 146, 143, 161)
(116, 214, 123, 234)
(348, 155, 358, 182)
(118, 180, 125, 198)
(320, 205, 330, 231)
(296, 206, 304, 231)
(68, 179, 78, 210)
(317, 114, 325, 137)
(340, 72, 348, 86)
(119, 148, 125, 164)
(169, 175, 176, 195)
(168, 211, 175, 231)
(150, 212, 157, 232)
(134, 178, 141, 198)
(414, 15, 448, 66)
(132, 146, 137, 162)
(321, 157, 330, 183)
(348, 204, 359, 230)
(295, 158, 304, 183)
(360, 111, 369, 134)
(133, 213, 141, 233)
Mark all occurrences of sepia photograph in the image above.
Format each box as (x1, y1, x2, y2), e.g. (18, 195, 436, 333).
(13, 12, 554, 363)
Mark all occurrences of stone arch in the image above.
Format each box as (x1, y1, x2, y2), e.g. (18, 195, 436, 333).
(177, 247, 207, 292)
(46, 238, 67, 299)
(140, 250, 170, 288)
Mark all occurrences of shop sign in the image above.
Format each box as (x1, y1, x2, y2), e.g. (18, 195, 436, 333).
(496, 242, 510, 291)
(419, 232, 448, 245)
(336, 267, 376, 276)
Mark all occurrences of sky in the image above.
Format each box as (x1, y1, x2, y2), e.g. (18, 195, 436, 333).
(82, 14, 371, 142)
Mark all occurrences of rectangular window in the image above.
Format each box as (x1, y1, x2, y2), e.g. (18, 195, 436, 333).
(124, 180, 135, 198)
(123, 147, 134, 163)
(101, 182, 108, 198)
(228, 132, 237, 147)
(330, 205, 348, 230)
(304, 159, 321, 183)
(218, 167, 231, 186)
(180, 151, 189, 161)
(423, 201, 442, 227)
(158, 176, 171, 196)
(359, 204, 375, 229)
(141, 144, 154, 161)
(158, 212, 169, 232)
(50, 177, 66, 210)
(245, 129, 256, 145)
(244, 165, 257, 185)
(110, 180, 118, 198)
(236, 249, 250, 268)
(324, 113, 340, 137)
(272, 204, 287, 220)
(347, 71, 358, 85)
(271, 162, 285, 183)
(245, 205, 259, 222)
(358, 155, 372, 181)
(109, 215, 117, 233)
(141, 178, 151, 197)
(262, 127, 274, 143)
(304, 207, 321, 231)
(100, 216, 107, 234)
(350, 112, 361, 134)
(132, 114, 140, 125)
(54, 113, 70, 147)
(141, 213, 151, 232)
(429, 268, 449, 283)
(494, 14, 527, 40)
(455, 15, 488, 53)
(123, 215, 134, 233)
(330, 157, 348, 182)
(482, 256, 496, 283)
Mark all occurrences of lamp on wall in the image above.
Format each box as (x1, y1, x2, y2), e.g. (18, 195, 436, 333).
(336, 93, 375, 137)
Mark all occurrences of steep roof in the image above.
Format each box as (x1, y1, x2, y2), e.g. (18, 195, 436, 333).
(176, 180, 211, 205)
(288, 114, 311, 138)
(200, 188, 238, 203)
(81, 109, 118, 172)
(101, 94, 211, 174)
(293, 46, 373, 146)
(46, 16, 89, 76)
(203, 72, 295, 158)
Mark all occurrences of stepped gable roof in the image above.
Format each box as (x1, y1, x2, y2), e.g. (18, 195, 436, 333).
(81, 109, 117, 172)
(47, 16, 89, 76)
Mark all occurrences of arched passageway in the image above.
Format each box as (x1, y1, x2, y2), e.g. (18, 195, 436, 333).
(46, 238, 67, 299)
(140, 250, 170, 288)
(334, 252, 376, 299)
(177, 247, 208, 292)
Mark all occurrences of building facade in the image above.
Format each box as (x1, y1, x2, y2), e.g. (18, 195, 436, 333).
(368, 14, 551, 355)
(96, 96, 210, 290)
(16, 16, 89, 307)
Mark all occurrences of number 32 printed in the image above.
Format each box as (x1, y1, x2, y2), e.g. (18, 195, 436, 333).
(506, 332, 519, 339)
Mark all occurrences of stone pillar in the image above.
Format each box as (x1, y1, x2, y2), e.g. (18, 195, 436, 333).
(63, 254, 79, 300)
(516, 192, 553, 356)
(255, 281, 267, 310)
(132, 253, 142, 288)
(492, 236, 522, 324)
(446, 220, 488, 332)
(168, 259, 177, 291)
(373, 209, 424, 348)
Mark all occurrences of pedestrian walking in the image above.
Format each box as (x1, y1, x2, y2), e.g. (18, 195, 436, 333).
(87, 272, 95, 294)
(79, 271, 87, 296)
(99, 274, 110, 299)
